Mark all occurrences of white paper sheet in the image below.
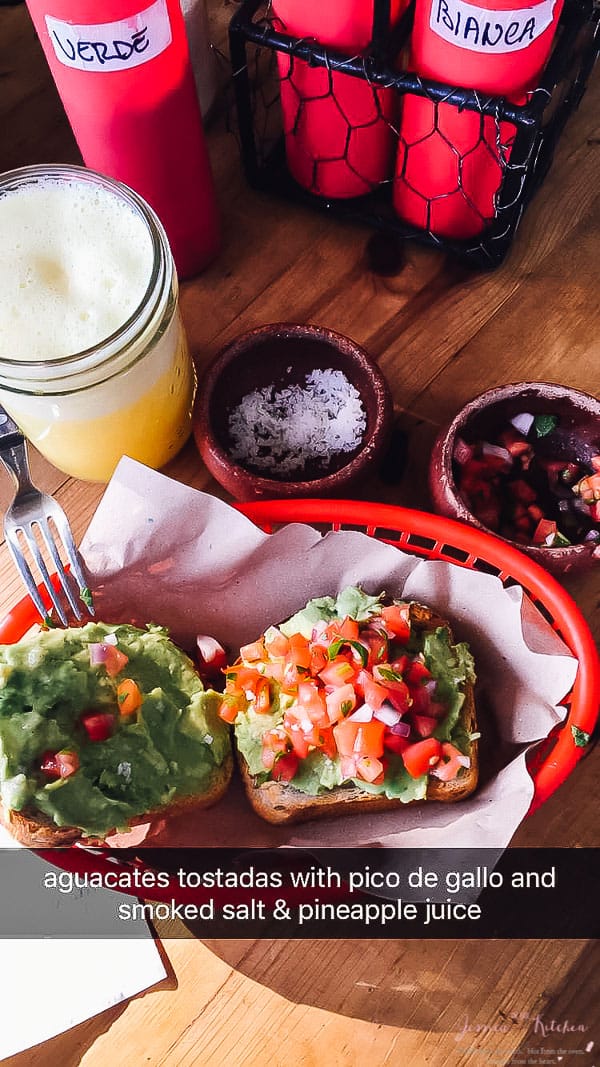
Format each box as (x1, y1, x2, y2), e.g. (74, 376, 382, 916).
(0, 825, 166, 1059)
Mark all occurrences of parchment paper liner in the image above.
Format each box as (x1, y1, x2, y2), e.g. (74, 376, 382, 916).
(80, 458, 578, 849)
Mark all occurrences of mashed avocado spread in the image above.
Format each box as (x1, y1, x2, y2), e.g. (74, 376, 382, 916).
(0, 623, 230, 837)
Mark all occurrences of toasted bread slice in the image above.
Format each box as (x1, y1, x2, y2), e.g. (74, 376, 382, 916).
(236, 601, 478, 825)
(1, 752, 233, 848)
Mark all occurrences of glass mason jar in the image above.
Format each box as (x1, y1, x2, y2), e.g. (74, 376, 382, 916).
(0, 164, 196, 482)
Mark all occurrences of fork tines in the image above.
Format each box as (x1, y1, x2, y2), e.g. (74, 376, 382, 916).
(5, 513, 93, 628)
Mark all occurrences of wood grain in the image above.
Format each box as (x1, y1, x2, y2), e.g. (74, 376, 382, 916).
(0, 2, 598, 1065)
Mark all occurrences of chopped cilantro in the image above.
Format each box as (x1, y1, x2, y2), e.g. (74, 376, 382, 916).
(80, 586, 94, 609)
(571, 726, 591, 748)
(533, 414, 558, 437)
(376, 665, 404, 683)
(327, 638, 368, 667)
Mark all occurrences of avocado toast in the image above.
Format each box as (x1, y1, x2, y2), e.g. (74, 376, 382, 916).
(220, 588, 478, 824)
(0, 622, 232, 845)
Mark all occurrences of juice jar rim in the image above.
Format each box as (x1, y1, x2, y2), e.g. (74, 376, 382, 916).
(0, 163, 175, 396)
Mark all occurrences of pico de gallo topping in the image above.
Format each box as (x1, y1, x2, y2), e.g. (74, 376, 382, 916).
(453, 413, 600, 549)
(220, 588, 476, 802)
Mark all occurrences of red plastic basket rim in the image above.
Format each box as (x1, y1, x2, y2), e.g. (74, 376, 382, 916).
(0, 499, 597, 818)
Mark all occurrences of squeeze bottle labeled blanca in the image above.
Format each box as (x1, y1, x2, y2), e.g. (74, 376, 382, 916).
(393, 0, 564, 238)
(272, 0, 408, 199)
(25, 0, 220, 279)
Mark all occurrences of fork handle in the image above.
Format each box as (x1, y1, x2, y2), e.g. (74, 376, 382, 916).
(0, 407, 35, 495)
(0, 407, 24, 450)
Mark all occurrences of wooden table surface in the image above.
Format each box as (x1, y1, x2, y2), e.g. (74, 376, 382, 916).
(1, 4, 599, 1066)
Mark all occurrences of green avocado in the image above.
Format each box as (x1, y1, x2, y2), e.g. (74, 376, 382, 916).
(0, 622, 230, 837)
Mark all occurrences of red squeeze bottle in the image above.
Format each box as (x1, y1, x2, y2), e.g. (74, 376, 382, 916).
(393, 0, 564, 239)
(25, 0, 220, 279)
(272, 0, 408, 199)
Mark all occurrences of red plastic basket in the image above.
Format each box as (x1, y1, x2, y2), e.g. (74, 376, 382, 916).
(0, 499, 597, 912)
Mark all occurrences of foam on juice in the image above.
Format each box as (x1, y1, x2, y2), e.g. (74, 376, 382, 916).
(0, 179, 154, 361)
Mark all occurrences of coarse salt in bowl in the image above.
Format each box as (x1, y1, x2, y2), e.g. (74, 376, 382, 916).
(193, 322, 393, 500)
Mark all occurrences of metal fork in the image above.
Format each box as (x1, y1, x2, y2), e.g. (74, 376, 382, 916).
(0, 406, 94, 626)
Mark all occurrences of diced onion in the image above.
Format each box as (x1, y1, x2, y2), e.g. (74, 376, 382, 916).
(89, 642, 110, 665)
(104, 633, 118, 646)
(346, 704, 374, 723)
(482, 442, 512, 465)
(373, 703, 403, 727)
(196, 634, 227, 674)
(510, 412, 534, 435)
(389, 720, 411, 738)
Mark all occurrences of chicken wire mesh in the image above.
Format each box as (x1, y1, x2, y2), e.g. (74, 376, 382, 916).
(228, 0, 599, 268)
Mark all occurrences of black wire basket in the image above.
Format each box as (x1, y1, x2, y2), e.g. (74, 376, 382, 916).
(229, 0, 599, 269)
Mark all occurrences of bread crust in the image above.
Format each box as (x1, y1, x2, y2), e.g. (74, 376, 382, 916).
(1, 750, 234, 848)
(237, 602, 479, 825)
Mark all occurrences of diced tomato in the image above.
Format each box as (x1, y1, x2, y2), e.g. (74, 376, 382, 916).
(286, 724, 311, 759)
(590, 501, 600, 523)
(383, 729, 410, 755)
(405, 657, 432, 685)
(253, 676, 272, 714)
(390, 655, 410, 676)
(80, 711, 115, 742)
(101, 646, 129, 678)
(355, 755, 384, 783)
(309, 644, 329, 676)
(430, 742, 470, 781)
(325, 682, 356, 724)
(264, 630, 290, 658)
(317, 725, 338, 759)
(372, 666, 412, 714)
(411, 714, 439, 738)
(361, 673, 389, 711)
(319, 657, 356, 688)
(381, 604, 411, 642)
(224, 664, 263, 693)
(359, 628, 389, 668)
(533, 518, 557, 544)
(240, 640, 265, 663)
(337, 616, 360, 641)
(297, 680, 327, 722)
(287, 636, 312, 672)
(218, 693, 246, 723)
(333, 718, 385, 758)
(116, 678, 143, 717)
(262, 659, 286, 685)
(40, 749, 80, 779)
(402, 738, 442, 778)
(261, 728, 289, 768)
(272, 753, 299, 781)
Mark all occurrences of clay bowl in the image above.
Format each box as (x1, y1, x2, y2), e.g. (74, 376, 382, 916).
(429, 382, 600, 576)
(194, 323, 393, 500)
